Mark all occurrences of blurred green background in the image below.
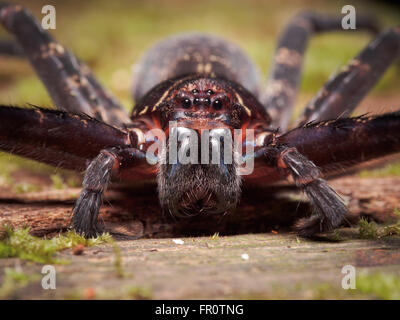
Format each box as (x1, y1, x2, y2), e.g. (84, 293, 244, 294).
(0, 0, 399, 181)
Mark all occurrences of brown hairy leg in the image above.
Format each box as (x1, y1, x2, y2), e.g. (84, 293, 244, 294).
(261, 10, 379, 131)
(0, 3, 131, 128)
(256, 111, 400, 236)
(296, 26, 400, 126)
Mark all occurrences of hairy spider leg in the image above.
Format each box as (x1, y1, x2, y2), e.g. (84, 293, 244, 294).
(0, 105, 151, 236)
(255, 111, 400, 235)
(0, 106, 130, 170)
(0, 3, 131, 128)
(262, 11, 379, 131)
(296, 26, 400, 126)
(72, 147, 149, 237)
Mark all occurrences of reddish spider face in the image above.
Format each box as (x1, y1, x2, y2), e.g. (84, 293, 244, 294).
(132, 76, 268, 217)
(156, 78, 245, 217)
(166, 78, 242, 130)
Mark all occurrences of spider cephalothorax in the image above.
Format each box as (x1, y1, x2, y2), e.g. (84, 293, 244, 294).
(1, 4, 400, 238)
(133, 76, 267, 217)
(132, 76, 267, 130)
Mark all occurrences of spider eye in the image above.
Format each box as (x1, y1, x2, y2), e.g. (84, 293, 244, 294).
(182, 98, 192, 108)
(212, 99, 223, 110)
(192, 89, 199, 94)
(205, 97, 211, 106)
(206, 89, 214, 95)
(193, 97, 200, 105)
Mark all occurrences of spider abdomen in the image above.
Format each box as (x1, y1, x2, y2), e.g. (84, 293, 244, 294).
(131, 33, 263, 103)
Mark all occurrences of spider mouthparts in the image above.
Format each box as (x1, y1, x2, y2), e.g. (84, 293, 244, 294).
(174, 190, 226, 217)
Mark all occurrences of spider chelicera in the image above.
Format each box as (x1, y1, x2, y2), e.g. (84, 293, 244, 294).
(0, 4, 399, 238)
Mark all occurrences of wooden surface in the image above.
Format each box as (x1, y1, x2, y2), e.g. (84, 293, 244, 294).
(0, 171, 400, 299)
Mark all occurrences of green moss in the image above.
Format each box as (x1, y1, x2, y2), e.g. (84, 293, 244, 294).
(358, 218, 379, 239)
(0, 226, 112, 264)
(381, 212, 400, 237)
(357, 273, 400, 300)
(381, 224, 400, 237)
(324, 229, 344, 242)
(358, 210, 400, 239)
